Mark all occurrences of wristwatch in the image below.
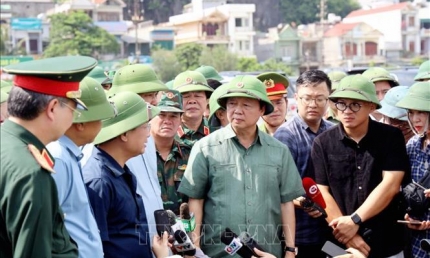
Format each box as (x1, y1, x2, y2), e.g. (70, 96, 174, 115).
(351, 212, 362, 225)
(284, 246, 298, 256)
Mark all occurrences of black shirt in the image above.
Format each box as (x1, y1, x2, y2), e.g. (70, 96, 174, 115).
(310, 119, 410, 257)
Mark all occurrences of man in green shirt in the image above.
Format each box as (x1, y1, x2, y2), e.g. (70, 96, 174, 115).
(173, 70, 214, 147)
(0, 56, 97, 258)
(152, 90, 191, 215)
(178, 75, 305, 258)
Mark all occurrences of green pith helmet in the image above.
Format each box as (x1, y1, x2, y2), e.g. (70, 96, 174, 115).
(195, 65, 223, 81)
(157, 90, 184, 113)
(330, 74, 382, 109)
(87, 66, 108, 85)
(74, 77, 116, 123)
(102, 70, 116, 85)
(379, 86, 409, 121)
(217, 75, 274, 115)
(109, 64, 168, 95)
(165, 80, 174, 89)
(208, 84, 229, 122)
(94, 91, 160, 145)
(328, 71, 347, 91)
(415, 60, 430, 81)
(1, 80, 13, 94)
(173, 71, 214, 95)
(396, 82, 430, 112)
(1, 90, 8, 104)
(362, 67, 399, 86)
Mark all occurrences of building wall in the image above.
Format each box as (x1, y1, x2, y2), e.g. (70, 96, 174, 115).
(3, 1, 55, 18)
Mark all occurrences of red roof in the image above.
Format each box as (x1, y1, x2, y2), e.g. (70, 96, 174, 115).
(324, 22, 360, 37)
(346, 2, 409, 18)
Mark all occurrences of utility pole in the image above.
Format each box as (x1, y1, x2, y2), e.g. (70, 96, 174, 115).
(319, 0, 326, 68)
(129, 0, 144, 63)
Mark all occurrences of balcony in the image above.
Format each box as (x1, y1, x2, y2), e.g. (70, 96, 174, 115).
(421, 28, 430, 38)
(199, 34, 229, 43)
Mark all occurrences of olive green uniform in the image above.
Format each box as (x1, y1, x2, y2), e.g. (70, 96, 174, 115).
(177, 118, 211, 147)
(0, 121, 78, 258)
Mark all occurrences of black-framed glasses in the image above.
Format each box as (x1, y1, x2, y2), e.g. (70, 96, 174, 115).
(299, 96, 328, 106)
(335, 102, 363, 112)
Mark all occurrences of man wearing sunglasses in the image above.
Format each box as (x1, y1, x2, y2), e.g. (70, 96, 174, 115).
(309, 75, 409, 258)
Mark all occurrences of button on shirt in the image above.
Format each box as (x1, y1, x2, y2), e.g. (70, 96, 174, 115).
(310, 119, 410, 257)
(178, 124, 305, 258)
(274, 113, 333, 245)
(47, 136, 103, 258)
(83, 147, 151, 258)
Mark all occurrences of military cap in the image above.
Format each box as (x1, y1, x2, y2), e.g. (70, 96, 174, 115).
(378, 86, 409, 121)
(74, 77, 116, 123)
(3, 56, 98, 110)
(87, 66, 108, 85)
(94, 91, 160, 145)
(102, 70, 116, 85)
(1, 80, 13, 94)
(218, 75, 274, 115)
(173, 71, 214, 94)
(109, 64, 167, 95)
(208, 84, 228, 124)
(256, 72, 289, 100)
(195, 65, 223, 81)
(157, 90, 184, 113)
(396, 82, 430, 112)
(330, 74, 381, 109)
(1, 89, 8, 104)
(165, 80, 174, 89)
(362, 67, 399, 86)
(415, 60, 430, 81)
(328, 71, 347, 91)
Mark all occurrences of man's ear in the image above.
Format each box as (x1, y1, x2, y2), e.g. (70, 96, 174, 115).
(45, 98, 60, 121)
(120, 132, 128, 142)
(75, 123, 85, 131)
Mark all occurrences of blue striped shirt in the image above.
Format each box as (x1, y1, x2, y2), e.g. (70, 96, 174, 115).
(407, 135, 430, 258)
(274, 113, 334, 245)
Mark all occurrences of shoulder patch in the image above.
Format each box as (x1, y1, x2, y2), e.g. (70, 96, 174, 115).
(178, 164, 187, 170)
(28, 144, 55, 173)
(177, 125, 185, 137)
(204, 126, 210, 136)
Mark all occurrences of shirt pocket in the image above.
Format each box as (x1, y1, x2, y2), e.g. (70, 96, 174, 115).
(327, 154, 353, 180)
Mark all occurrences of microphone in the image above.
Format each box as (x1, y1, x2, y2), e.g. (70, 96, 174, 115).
(421, 239, 430, 252)
(167, 209, 196, 256)
(301, 177, 327, 218)
(180, 202, 191, 219)
(220, 228, 262, 258)
(179, 203, 195, 232)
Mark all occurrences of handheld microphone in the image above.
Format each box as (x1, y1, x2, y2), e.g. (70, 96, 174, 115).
(179, 202, 195, 232)
(180, 202, 191, 219)
(220, 228, 262, 258)
(166, 209, 196, 256)
(301, 177, 327, 218)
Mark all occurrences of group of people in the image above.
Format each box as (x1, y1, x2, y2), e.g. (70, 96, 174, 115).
(0, 55, 429, 258)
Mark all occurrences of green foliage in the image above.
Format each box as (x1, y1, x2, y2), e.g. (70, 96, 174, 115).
(44, 11, 119, 58)
(411, 56, 425, 66)
(199, 45, 238, 71)
(174, 43, 203, 70)
(237, 57, 261, 72)
(151, 49, 183, 82)
(261, 58, 293, 75)
(279, 0, 360, 25)
(0, 27, 7, 55)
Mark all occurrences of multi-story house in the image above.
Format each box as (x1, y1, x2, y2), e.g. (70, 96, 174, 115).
(168, 0, 256, 57)
(342, 2, 420, 60)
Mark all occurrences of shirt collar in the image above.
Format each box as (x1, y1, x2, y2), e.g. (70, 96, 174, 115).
(94, 147, 126, 177)
(223, 124, 263, 146)
(336, 117, 376, 142)
(2, 120, 54, 160)
(59, 135, 83, 161)
(294, 112, 333, 134)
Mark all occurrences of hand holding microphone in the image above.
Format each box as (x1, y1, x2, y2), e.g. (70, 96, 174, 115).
(221, 228, 265, 258)
(301, 177, 327, 219)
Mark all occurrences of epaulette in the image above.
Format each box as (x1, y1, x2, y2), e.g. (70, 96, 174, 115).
(28, 144, 55, 173)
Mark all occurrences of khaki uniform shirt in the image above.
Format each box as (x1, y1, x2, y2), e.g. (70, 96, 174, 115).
(179, 124, 305, 258)
(0, 120, 78, 258)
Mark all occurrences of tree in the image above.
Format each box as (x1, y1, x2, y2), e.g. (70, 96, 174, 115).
(44, 11, 119, 58)
(199, 45, 238, 71)
(174, 43, 203, 70)
(237, 57, 262, 72)
(261, 58, 293, 75)
(279, 0, 360, 25)
(151, 49, 183, 82)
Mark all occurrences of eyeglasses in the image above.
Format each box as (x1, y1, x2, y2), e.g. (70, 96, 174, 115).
(61, 101, 81, 118)
(299, 96, 328, 106)
(335, 102, 363, 112)
(142, 123, 151, 131)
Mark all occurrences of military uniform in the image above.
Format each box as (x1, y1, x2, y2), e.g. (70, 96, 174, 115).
(0, 56, 97, 258)
(177, 119, 211, 146)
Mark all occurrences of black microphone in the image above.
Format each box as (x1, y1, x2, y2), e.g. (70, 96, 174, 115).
(180, 202, 191, 219)
(421, 239, 430, 252)
(220, 228, 263, 258)
(173, 229, 196, 256)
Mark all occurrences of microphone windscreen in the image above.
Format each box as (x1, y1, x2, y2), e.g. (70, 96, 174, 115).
(302, 177, 326, 209)
(220, 228, 238, 245)
(166, 209, 178, 226)
(180, 203, 191, 219)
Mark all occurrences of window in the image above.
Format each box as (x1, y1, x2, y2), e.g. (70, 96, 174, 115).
(237, 40, 250, 51)
(409, 16, 415, 27)
(235, 18, 242, 27)
(365, 42, 377, 56)
(235, 18, 249, 28)
(202, 23, 219, 36)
